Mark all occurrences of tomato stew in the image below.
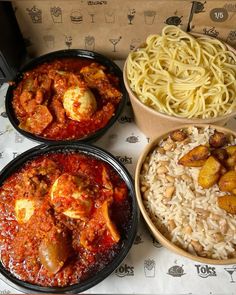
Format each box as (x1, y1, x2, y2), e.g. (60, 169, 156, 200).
(11, 57, 122, 140)
(0, 149, 133, 288)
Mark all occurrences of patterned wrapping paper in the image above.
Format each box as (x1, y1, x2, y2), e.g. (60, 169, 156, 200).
(1, 60, 236, 294)
(189, 0, 236, 48)
(12, 0, 192, 59)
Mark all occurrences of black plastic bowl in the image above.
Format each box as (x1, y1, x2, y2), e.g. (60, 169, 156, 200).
(5, 49, 127, 144)
(0, 143, 138, 294)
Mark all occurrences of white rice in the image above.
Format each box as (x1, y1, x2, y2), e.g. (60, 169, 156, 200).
(140, 126, 236, 260)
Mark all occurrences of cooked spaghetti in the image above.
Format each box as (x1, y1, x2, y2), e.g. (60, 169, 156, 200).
(126, 25, 236, 119)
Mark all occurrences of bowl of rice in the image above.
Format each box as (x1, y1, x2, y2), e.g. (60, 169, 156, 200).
(123, 25, 236, 139)
(136, 124, 236, 264)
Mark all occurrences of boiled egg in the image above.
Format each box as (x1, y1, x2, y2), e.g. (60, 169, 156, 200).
(50, 173, 92, 219)
(63, 86, 97, 122)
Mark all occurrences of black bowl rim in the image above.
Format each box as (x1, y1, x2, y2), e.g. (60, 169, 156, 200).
(0, 143, 139, 294)
(5, 49, 127, 144)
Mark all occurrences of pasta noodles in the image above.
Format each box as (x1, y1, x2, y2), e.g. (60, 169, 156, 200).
(126, 25, 236, 119)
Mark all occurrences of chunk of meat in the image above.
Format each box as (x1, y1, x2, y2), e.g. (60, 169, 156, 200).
(80, 200, 120, 251)
(51, 98, 66, 123)
(19, 91, 38, 114)
(80, 63, 122, 103)
(170, 130, 187, 142)
(40, 75, 52, 92)
(35, 89, 44, 104)
(102, 166, 113, 191)
(51, 70, 86, 96)
(211, 148, 228, 164)
(22, 78, 35, 92)
(19, 105, 53, 135)
(14, 158, 60, 199)
(209, 130, 228, 148)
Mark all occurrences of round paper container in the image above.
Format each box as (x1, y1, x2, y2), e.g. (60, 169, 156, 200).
(123, 35, 236, 139)
(135, 123, 236, 265)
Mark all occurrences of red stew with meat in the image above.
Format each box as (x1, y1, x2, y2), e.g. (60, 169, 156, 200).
(12, 58, 122, 140)
(0, 152, 132, 287)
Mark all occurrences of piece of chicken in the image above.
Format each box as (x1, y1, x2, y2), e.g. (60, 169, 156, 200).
(80, 63, 122, 103)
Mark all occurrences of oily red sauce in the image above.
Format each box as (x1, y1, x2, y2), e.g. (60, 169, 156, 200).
(12, 58, 122, 140)
(0, 152, 132, 287)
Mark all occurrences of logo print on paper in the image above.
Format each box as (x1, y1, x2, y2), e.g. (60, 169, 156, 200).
(227, 30, 236, 43)
(134, 234, 144, 245)
(127, 8, 136, 25)
(0, 112, 7, 118)
(193, 1, 206, 14)
(167, 264, 185, 277)
(115, 264, 134, 277)
(26, 6, 42, 23)
(210, 8, 228, 22)
(144, 259, 156, 278)
(195, 264, 217, 278)
(13, 152, 19, 159)
(130, 38, 141, 51)
(85, 35, 95, 51)
(109, 36, 122, 52)
(224, 3, 236, 20)
(152, 237, 162, 248)
(50, 6, 63, 23)
(43, 35, 55, 49)
(118, 115, 133, 124)
(126, 134, 139, 143)
(144, 10, 156, 25)
(0, 129, 8, 136)
(203, 27, 219, 38)
(224, 265, 236, 283)
(87, 1, 108, 5)
(65, 36, 73, 49)
(116, 155, 133, 165)
(105, 9, 116, 24)
(15, 132, 24, 143)
(70, 10, 83, 23)
(165, 12, 183, 26)
(0, 289, 11, 294)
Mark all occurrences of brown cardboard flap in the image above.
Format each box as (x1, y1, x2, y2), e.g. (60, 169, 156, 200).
(12, 0, 193, 59)
(189, 1, 236, 48)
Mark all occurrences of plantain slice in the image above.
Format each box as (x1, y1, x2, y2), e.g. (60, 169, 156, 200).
(218, 195, 236, 214)
(178, 145, 210, 167)
(198, 156, 221, 189)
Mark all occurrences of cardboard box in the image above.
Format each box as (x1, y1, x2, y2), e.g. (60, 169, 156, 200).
(12, 0, 193, 59)
(189, 1, 236, 48)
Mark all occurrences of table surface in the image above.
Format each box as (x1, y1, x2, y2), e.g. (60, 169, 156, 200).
(0, 76, 236, 294)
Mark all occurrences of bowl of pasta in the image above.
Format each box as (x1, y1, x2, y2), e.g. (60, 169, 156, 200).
(123, 25, 236, 139)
